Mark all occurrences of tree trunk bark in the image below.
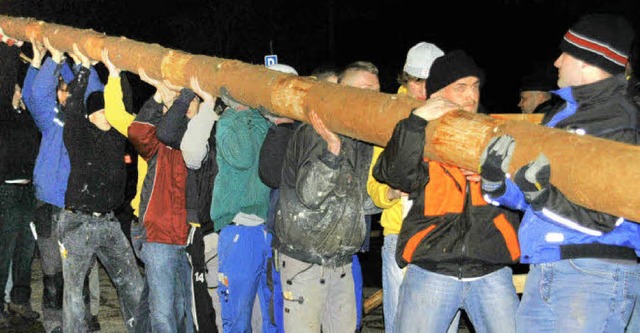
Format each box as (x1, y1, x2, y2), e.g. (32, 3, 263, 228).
(2, 15, 639, 223)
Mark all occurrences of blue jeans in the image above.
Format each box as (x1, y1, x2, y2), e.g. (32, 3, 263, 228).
(517, 258, 640, 333)
(395, 265, 518, 333)
(141, 242, 193, 333)
(382, 235, 461, 333)
(381, 234, 403, 333)
(627, 293, 639, 332)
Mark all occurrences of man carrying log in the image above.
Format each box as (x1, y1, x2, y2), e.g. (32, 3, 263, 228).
(373, 50, 521, 332)
(479, 13, 640, 333)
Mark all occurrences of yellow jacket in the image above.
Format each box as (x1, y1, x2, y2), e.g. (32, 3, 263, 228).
(367, 146, 404, 235)
(366, 85, 411, 235)
(104, 76, 148, 217)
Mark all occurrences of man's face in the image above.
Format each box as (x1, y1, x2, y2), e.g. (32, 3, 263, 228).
(340, 70, 380, 91)
(436, 76, 480, 113)
(518, 91, 543, 114)
(554, 52, 583, 88)
(406, 79, 426, 101)
(57, 82, 69, 106)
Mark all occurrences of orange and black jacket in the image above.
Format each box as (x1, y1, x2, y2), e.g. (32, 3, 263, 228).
(373, 113, 521, 278)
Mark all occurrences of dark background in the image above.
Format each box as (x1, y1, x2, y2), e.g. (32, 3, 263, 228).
(1, 0, 639, 113)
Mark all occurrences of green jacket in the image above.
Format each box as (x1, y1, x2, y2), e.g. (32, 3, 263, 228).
(211, 108, 270, 231)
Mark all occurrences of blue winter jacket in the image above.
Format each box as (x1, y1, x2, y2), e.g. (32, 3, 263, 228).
(27, 58, 105, 208)
(28, 59, 70, 208)
(489, 75, 640, 263)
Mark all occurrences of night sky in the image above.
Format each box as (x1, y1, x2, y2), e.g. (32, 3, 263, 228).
(1, 0, 639, 113)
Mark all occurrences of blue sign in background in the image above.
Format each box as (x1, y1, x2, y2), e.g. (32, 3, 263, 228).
(264, 55, 278, 67)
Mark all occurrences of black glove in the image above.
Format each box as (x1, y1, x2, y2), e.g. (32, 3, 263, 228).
(514, 153, 551, 206)
(479, 135, 515, 197)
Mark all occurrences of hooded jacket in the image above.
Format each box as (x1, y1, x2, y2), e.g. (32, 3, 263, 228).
(28, 59, 70, 207)
(63, 67, 125, 213)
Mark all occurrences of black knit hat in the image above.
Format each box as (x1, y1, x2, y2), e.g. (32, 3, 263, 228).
(520, 60, 557, 92)
(426, 50, 484, 97)
(560, 13, 635, 75)
(86, 91, 105, 116)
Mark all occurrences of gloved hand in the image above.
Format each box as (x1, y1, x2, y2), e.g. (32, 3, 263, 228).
(478, 135, 515, 197)
(514, 153, 551, 205)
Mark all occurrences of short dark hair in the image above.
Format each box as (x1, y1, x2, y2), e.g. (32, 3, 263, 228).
(311, 65, 339, 81)
(396, 71, 423, 86)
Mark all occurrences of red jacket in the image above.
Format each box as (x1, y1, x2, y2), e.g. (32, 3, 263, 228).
(128, 98, 188, 245)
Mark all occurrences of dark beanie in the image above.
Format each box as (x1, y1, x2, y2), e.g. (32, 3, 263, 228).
(560, 13, 634, 75)
(86, 91, 105, 116)
(426, 50, 485, 97)
(520, 60, 557, 92)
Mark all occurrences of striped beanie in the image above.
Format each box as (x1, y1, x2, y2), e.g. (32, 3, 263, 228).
(560, 13, 635, 74)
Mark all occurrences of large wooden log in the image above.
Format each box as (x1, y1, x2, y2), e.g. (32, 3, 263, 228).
(2, 15, 639, 222)
(0, 15, 423, 146)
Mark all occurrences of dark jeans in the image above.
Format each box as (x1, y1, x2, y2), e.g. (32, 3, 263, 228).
(34, 200, 64, 333)
(0, 183, 36, 305)
(58, 209, 143, 333)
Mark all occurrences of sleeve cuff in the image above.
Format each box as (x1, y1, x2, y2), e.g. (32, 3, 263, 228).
(320, 149, 342, 169)
(406, 112, 428, 129)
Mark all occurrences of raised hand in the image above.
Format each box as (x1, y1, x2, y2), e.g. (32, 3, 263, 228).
(138, 68, 176, 107)
(412, 96, 460, 121)
(72, 43, 91, 68)
(43, 37, 63, 64)
(309, 110, 340, 156)
(101, 49, 120, 77)
(138, 68, 159, 87)
(30, 37, 46, 69)
(163, 79, 182, 92)
(190, 77, 214, 104)
(0, 28, 23, 47)
(158, 81, 178, 106)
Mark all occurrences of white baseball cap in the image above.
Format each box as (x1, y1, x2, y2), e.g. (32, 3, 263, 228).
(403, 42, 444, 79)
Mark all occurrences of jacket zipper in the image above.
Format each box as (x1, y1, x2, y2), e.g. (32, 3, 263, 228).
(458, 182, 471, 280)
